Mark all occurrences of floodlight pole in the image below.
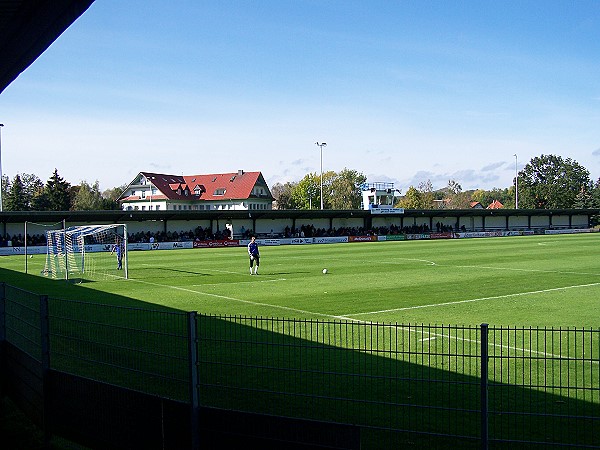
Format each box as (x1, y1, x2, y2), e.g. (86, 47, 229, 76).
(0, 124, 4, 212)
(315, 142, 327, 210)
(513, 154, 518, 209)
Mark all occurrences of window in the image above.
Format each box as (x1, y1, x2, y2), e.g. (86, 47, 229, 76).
(141, 191, 146, 198)
(155, 205, 160, 210)
(214, 188, 226, 196)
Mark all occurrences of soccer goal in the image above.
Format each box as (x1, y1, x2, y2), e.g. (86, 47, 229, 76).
(43, 224, 128, 281)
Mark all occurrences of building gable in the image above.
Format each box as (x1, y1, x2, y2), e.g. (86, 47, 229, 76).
(118, 170, 273, 210)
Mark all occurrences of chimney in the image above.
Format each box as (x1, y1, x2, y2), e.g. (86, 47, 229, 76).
(238, 169, 244, 176)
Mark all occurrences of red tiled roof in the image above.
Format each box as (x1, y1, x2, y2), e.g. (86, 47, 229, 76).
(487, 200, 504, 209)
(123, 171, 272, 202)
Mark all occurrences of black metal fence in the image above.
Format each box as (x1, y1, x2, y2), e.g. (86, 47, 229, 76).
(1, 282, 598, 449)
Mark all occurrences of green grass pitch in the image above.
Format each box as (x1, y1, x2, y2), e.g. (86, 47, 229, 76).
(2, 233, 599, 449)
(3, 232, 600, 327)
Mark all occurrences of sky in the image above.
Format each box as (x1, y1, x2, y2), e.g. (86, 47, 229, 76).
(1, 0, 600, 194)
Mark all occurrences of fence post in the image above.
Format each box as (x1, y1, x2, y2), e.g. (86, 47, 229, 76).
(0, 283, 5, 398)
(187, 311, 199, 450)
(40, 295, 51, 448)
(0, 283, 5, 345)
(480, 323, 489, 450)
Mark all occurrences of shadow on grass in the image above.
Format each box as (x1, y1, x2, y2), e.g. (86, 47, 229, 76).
(1, 268, 598, 449)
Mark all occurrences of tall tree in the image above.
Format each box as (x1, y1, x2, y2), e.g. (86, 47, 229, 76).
(328, 168, 367, 210)
(21, 173, 44, 209)
(270, 181, 299, 210)
(396, 186, 423, 209)
(319, 170, 337, 209)
(5, 174, 28, 210)
(291, 173, 321, 209)
(417, 180, 435, 209)
(102, 185, 126, 210)
(518, 154, 592, 209)
(45, 169, 72, 211)
(72, 180, 106, 210)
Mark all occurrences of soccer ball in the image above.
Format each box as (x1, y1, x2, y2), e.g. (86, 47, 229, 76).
(322, 268, 328, 274)
(29, 255, 33, 258)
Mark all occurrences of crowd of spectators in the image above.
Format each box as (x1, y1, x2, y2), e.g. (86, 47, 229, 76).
(1, 223, 468, 247)
(0, 233, 47, 247)
(127, 226, 232, 243)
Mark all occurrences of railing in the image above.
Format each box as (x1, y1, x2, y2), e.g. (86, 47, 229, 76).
(1, 283, 598, 449)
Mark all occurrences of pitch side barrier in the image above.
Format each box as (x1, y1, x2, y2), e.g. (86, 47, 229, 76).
(0, 228, 594, 256)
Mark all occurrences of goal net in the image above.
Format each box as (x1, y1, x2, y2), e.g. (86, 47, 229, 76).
(43, 224, 128, 281)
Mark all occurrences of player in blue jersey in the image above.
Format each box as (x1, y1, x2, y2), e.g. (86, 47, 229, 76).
(110, 238, 124, 270)
(248, 236, 260, 275)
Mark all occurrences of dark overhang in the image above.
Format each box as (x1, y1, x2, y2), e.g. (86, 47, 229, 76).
(0, 209, 598, 225)
(0, 0, 95, 94)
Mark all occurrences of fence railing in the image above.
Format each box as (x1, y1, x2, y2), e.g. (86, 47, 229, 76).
(1, 283, 598, 449)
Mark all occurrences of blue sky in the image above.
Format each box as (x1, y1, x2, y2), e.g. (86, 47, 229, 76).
(1, 0, 599, 193)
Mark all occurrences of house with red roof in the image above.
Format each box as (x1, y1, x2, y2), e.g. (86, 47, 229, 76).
(118, 170, 273, 211)
(487, 199, 504, 209)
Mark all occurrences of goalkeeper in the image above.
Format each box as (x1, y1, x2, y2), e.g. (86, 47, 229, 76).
(110, 238, 124, 270)
(248, 236, 260, 275)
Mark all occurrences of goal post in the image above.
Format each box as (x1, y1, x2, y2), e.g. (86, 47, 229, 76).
(43, 223, 128, 281)
(24, 220, 64, 274)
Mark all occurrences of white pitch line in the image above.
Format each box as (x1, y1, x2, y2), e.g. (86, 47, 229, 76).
(380, 258, 437, 266)
(127, 277, 349, 319)
(191, 278, 287, 287)
(385, 323, 600, 365)
(455, 264, 600, 277)
(122, 278, 597, 365)
(343, 282, 600, 317)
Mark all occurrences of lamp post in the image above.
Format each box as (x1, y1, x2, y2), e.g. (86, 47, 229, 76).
(513, 154, 518, 209)
(315, 142, 326, 210)
(0, 123, 4, 212)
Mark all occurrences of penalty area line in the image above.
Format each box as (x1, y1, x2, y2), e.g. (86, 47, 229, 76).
(123, 279, 597, 365)
(126, 277, 346, 319)
(343, 281, 600, 317)
(191, 278, 287, 287)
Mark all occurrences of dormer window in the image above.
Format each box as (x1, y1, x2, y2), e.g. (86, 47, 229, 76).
(214, 188, 226, 196)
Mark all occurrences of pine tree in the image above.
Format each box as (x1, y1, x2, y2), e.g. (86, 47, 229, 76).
(5, 174, 28, 210)
(45, 169, 72, 211)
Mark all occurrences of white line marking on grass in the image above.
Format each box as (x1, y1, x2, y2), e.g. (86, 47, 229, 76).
(343, 282, 600, 317)
(392, 325, 599, 366)
(455, 264, 600, 277)
(191, 278, 287, 287)
(380, 258, 437, 266)
(124, 278, 598, 366)
(127, 278, 348, 319)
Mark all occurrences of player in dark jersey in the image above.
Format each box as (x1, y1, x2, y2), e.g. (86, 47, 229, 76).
(248, 236, 260, 275)
(110, 238, 124, 270)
